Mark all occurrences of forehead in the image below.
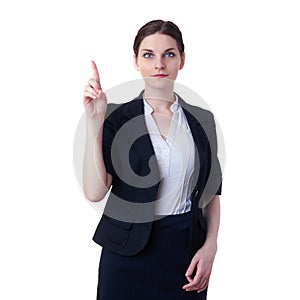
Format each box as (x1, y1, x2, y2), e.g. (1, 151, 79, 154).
(139, 33, 178, 52)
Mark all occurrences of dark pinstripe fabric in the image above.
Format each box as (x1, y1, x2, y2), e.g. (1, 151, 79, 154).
(97, 212, 207, 300)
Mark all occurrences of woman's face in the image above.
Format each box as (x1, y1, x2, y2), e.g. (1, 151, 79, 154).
(134, 33, 185, 83)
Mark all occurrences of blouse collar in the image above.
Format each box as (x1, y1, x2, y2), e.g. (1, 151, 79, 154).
(143, 94, 180, 115)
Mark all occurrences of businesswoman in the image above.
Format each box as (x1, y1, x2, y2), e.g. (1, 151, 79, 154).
(83, 20, 222, 300)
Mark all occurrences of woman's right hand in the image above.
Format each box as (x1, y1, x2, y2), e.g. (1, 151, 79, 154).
(83, 60, 107, 119)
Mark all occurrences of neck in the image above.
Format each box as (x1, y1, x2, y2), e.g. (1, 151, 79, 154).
(144, 84, 175, 111)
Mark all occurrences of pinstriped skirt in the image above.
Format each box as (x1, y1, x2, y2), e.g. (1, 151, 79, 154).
(97, 211, 207, 300)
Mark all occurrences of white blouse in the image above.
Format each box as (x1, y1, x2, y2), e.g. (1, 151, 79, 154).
(143, 96, 195, 215)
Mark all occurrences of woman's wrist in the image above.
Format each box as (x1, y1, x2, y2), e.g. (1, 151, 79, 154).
(86, 113, 105, 124)
(203, 238, 218, 253)
(86, 114, 105, 132)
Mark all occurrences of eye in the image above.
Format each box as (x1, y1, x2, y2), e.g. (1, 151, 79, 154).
(165, 52, 175, 58)
(143, 53, 153, 59)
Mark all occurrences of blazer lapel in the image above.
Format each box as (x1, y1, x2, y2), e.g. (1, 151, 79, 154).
(178, 95, 207, 159)
(120, 96, 161, 198)
(120, 95, 157, 166)
(178, 95, 208, 200)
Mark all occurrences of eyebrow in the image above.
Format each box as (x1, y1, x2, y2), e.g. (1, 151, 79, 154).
(140, 48, 176, 53)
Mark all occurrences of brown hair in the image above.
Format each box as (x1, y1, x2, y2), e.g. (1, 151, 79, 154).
(133, 20, 185, 56)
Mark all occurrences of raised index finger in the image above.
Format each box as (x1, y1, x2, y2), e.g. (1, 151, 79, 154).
(91, 60, 101, 87)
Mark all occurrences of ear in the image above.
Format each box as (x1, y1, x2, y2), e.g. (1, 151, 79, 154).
(179, 52, 185, 70)
(133, 54, 140, 71)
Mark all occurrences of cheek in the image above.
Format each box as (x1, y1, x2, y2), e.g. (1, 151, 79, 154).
(140, 64, 151, 74)
(170, 64, 180, 72)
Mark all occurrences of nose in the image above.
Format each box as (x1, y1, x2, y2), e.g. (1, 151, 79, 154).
(155, 57, 165, 70)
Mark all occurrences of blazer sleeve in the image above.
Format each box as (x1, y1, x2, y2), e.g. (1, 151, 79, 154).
(207, 113, 222, 195)
(102, 116, 116, 178)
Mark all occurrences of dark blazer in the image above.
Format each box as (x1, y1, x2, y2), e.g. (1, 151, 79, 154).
(93, 92, 222, 260)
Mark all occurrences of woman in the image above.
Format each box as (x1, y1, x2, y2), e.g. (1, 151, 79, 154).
(83, 20, 222, 300)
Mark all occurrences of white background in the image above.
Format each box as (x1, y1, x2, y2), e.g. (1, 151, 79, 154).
(1, 0, 299, 299)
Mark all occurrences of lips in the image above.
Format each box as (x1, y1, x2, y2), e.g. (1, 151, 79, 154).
(153, 74, 168, 78)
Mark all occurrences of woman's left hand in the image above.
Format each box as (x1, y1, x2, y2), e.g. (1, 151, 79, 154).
(182, 242, 217, 293)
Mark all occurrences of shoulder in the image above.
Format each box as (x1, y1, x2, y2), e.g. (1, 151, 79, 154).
(177, 93, 215, 123)
(105, 96, 143, 124)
